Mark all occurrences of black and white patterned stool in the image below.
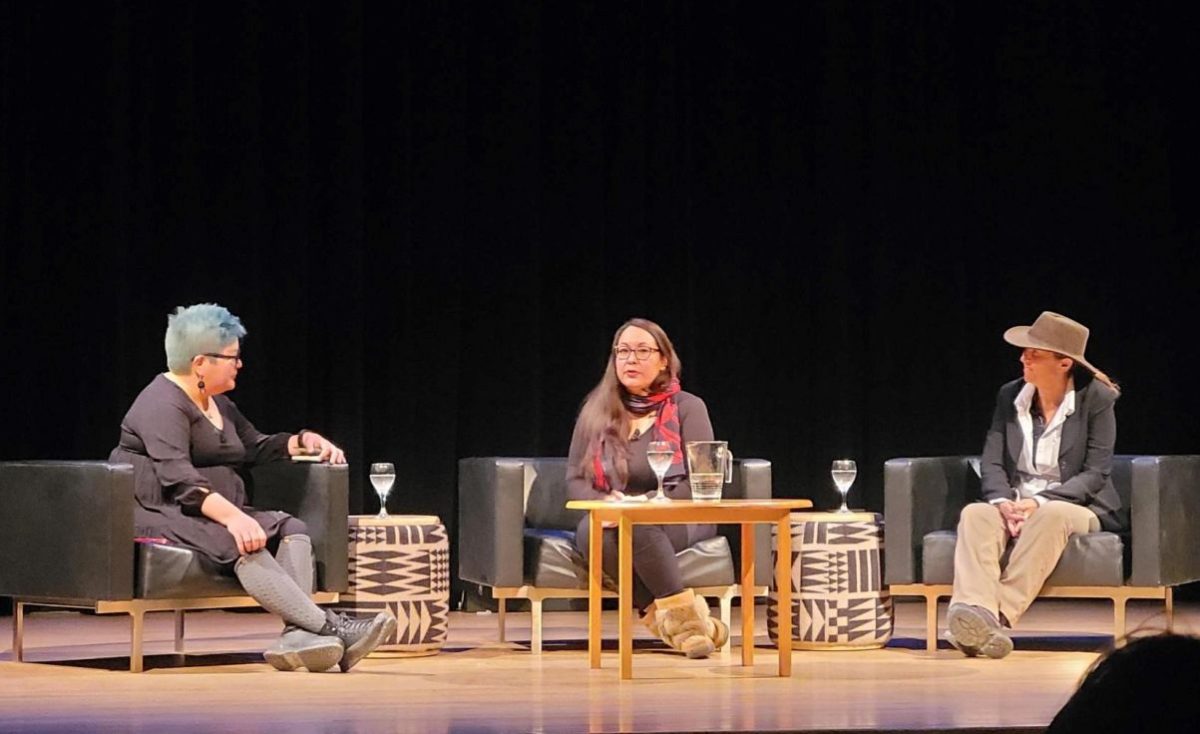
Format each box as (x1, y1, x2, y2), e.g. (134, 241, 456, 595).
(768, 512, 893, 650)
(332, 515, 450, 657)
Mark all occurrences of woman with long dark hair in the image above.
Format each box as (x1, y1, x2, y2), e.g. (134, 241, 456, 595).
(566, 318, 727, 658)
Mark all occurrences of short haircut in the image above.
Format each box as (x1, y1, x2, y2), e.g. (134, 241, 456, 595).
(164, 303, 247, 374)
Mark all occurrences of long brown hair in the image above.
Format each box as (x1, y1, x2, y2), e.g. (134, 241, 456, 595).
(1079, 365, 1120, 393)
(576, 318, 682, 486)
(1052, 353, 1120, 393)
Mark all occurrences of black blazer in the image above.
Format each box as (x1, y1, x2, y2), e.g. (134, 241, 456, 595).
(980, 376, 1125, 533)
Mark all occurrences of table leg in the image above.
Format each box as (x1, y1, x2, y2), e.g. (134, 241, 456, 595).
(775, 515, 792, 677)
(619, 516, 634, 680)
(588, 512, 603, 669)
(741, 522, 756, 667)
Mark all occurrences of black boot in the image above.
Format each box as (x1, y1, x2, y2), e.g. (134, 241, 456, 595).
(321, 610, 397, 672)
(264, 625, 344, 672)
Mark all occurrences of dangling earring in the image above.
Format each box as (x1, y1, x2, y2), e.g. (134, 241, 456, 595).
(197, 375, 206, 392)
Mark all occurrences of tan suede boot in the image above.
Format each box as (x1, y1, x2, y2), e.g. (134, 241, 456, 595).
(703, 597, 729, 651)
(640, 602, 661, 638)
(654, 589, 726, 659)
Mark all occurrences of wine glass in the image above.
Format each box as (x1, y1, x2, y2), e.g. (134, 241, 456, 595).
(646, 441, 674, 503)
(369, 462, 396, 518)
(831, 459, 857, 514)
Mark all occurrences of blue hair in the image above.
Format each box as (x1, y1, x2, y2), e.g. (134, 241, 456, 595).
(164, 303, 247, 373)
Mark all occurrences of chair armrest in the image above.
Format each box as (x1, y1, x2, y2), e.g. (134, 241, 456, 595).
(884, 456, 978, 584)
(457, 458, 526, 588)
(722, 459, 773, 587)
(1128, 455, 1200, 587)
(249, 462, 349, 593)
(0, 461, 135, 601)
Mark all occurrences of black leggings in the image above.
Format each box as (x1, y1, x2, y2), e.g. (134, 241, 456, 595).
(575, 517, 716, 611)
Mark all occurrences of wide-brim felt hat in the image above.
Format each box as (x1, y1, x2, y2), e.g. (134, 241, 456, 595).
(1003, 311, 1098, 375)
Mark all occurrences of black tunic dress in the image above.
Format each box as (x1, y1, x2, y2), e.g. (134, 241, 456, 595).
(109, 374, 298, 569)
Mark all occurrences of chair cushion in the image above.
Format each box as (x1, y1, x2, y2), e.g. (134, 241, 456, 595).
(522, 530, 736, 589)
(135, 541, 244, 599)
(524, 529, 593, 589)
(921, 530, 1125, 586)
(677, 535, 738, 587)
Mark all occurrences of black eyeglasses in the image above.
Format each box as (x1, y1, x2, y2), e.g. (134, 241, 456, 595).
(203, 352, 242, 363)
(613, 347, 661, 362)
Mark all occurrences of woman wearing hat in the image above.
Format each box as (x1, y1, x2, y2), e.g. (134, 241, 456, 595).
(946, 312, 1122, 659)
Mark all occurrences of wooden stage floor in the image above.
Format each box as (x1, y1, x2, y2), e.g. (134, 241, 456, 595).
(0, 598, 1192, 733)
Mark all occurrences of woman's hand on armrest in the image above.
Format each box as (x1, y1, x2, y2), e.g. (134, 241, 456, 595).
(291, 430, 347, 465)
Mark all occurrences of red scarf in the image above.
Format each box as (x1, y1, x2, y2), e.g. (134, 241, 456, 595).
(592, 379, 683, 492)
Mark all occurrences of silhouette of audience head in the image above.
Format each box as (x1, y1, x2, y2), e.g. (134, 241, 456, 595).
(1048, 632, 1200, 733)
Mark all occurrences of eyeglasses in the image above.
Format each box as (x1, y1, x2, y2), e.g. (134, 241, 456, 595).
(203, 352, 242, 363)
(613, 347, 661, 362)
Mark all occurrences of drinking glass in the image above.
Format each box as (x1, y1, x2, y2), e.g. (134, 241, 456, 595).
(369, 462, 396, 519)
(646, 441, 674, 503)
(831, 459, 857, 514)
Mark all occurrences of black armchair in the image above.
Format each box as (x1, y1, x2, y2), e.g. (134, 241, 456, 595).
(458, 457, 774, 652)
(0, 460, 348, 671)
(884, 455, 1200, 650)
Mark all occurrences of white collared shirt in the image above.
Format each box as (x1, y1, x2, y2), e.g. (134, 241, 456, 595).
(995, 380, 1076, 504)
(993, 378, 1080, 503)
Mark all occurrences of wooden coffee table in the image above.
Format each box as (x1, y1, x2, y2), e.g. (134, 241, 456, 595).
(565, 498, 813, 679)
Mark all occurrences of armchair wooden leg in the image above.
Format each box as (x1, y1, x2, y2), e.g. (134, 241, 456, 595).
(1112, 594, 1128, 644)
(174, 610, 186, 654)
(13, 601, 24, 662)
(925, 592, 939, 653)
(130, 610, 145, 673)
(531, 599, 543, 654)
(497, 597, 506, 643)
(1165, 587, 1175, 632)
(719, 593, 733, 651)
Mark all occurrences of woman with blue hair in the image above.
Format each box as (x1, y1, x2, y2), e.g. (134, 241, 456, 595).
(110, 303, 394, 672)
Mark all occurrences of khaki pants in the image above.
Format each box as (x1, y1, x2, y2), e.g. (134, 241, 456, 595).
(951, 500, 1099, 626)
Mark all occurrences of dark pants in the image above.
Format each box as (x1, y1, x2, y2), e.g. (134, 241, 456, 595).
(575, 517, 716, 611)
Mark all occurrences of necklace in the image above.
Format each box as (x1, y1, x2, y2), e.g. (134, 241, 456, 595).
(197, 394, 221, 426)
(164, 372, 221, 427)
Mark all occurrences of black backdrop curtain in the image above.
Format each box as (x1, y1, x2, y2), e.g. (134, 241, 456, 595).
(2, 2, 1198, 610)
